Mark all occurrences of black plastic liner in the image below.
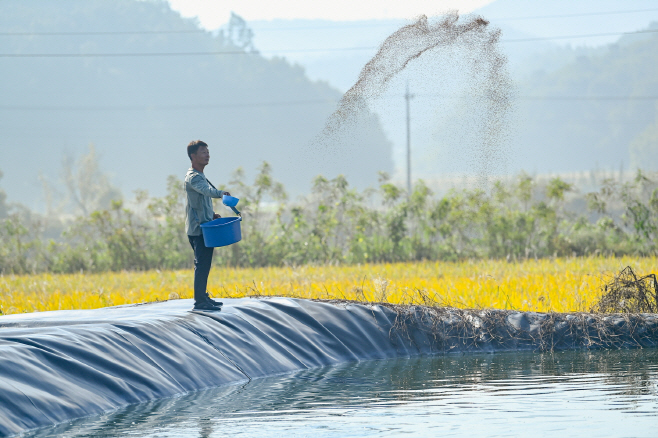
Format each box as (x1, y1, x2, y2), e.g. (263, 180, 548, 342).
(0, 298, 657, 435)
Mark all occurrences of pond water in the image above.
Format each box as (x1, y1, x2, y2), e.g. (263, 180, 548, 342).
(27, 349, 658, 437)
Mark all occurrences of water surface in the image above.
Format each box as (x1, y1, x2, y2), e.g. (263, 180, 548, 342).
(27, 349, 658, 437)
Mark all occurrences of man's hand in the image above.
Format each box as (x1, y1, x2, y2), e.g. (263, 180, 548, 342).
(213, 213, 221, 219)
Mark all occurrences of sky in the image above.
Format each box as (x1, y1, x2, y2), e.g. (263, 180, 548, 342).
(167, 0, 494, 29)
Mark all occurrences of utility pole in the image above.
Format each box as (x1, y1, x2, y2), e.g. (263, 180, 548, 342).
(405, 82, 415, 197)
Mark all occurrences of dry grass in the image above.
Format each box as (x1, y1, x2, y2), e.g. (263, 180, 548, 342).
(1, 256, 656, 315)
(591, 266, 658, 313)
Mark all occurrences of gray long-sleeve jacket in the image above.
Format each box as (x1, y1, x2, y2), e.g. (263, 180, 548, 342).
(185, 167, 223, 236)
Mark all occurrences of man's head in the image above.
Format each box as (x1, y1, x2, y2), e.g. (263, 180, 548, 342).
(187, 140, 210, 170)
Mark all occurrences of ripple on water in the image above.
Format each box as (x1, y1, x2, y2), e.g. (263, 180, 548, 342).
(24, 348, 658, 438)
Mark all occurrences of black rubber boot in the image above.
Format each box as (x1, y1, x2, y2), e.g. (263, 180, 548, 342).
(205, 294, 223, 307)
(193, 300, 222, 311)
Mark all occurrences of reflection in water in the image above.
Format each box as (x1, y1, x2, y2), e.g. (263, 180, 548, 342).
(26, 349, 658, 437)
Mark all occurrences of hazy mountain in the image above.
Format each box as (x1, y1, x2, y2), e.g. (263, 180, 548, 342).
(0, 0, 393, 209)
(509, 24, 658, 173)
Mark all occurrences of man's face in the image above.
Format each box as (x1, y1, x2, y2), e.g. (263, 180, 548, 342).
(191, 146, 210, 166)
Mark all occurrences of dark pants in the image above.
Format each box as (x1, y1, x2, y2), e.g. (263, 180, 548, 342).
(188, 235, 214, 304)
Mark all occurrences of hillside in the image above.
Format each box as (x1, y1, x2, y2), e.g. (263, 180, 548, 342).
(0, 0, 393, 208)
(509, 24, 658, 173)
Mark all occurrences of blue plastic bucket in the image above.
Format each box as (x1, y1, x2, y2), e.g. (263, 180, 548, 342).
(200, 217, 242, 247)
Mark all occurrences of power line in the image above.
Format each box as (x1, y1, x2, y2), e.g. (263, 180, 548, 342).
(519, 96, 658, 101)
(0, 29, 207, 36)
(1, 28, 656, 58)
(2, 8, 658, 36)
(503, 28, 658, 43)
(0, 47, 374, 57)
(255, 9, 658, 30)
(0, 99, 339, 111)
(493, 7, 658, 21)
(411, 95, 658, 101)
(1, 95, 656, 112)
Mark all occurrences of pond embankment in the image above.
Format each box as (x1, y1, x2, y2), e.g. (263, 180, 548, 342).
(0, 298, 657, 435)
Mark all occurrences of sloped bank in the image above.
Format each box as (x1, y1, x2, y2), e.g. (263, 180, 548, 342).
(0, 298, 657, 435)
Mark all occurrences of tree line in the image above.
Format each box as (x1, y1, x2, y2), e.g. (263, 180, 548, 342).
(1, 163, 657, 275)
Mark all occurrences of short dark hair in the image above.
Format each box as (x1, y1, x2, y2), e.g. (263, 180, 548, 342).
(187, 140, 208, 160)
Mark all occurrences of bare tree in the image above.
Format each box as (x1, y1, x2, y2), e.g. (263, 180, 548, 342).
(225, 12, 256, 52)
(62, 144, 122, 216)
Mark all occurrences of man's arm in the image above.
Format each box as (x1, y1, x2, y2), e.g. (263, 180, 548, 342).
(189, 174, 223, 198)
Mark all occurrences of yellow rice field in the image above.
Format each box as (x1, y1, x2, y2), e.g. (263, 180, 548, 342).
(0, 257, 655, 315)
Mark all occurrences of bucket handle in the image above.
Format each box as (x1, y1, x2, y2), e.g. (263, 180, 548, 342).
(206, 178, 242, 220)
(229, 206, 242, 219)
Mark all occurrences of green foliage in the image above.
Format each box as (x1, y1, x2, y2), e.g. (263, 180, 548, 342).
(0, 214, 33, 274)
(546, 178, 573, 203)
(2, 164, 658, 274)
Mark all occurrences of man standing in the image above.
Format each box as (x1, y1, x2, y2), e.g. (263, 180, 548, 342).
(185, 140, 229, 311)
